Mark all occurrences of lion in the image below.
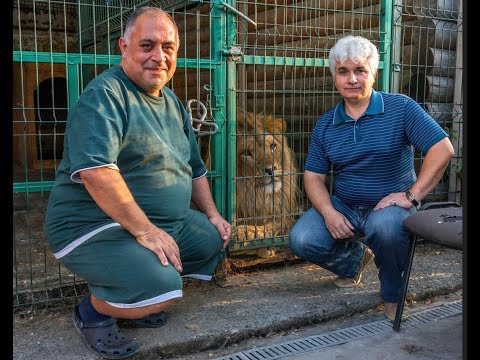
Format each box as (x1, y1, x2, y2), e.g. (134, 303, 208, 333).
(233, 109, 299, 258)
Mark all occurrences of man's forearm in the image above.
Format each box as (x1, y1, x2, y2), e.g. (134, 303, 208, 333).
(410, 137, 455, 201)
(191, 175, 220, 218)
(80, 167, 154, 238)
(304, 171, 335, 217)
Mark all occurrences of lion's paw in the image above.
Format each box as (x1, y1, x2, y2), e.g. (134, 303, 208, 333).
(235, 225, 275, 240)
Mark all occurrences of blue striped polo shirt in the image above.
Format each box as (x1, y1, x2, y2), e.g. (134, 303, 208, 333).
(305, 90, 448, 207)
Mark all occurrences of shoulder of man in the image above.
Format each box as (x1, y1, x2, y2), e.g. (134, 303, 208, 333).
(161, 85, 179, 100)
(316, 106, 336, 127)
(161, 86, 189, 115)
(377, 90, 412, 103)
(83, 66, 139, 103)
(376, 91, 418, 112)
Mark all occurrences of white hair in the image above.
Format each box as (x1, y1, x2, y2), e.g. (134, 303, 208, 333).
(328, 35, 379, 76)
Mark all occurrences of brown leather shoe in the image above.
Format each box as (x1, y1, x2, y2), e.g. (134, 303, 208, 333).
(384, 302, 409, 321)
(333, 246, 374, 288)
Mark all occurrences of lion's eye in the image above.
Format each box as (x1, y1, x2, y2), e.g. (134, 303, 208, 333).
(242, 150, 252, 157)
(270, 144, 277, 152)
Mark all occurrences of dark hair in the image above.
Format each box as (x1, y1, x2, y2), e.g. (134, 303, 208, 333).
(123, 6, 179, 47)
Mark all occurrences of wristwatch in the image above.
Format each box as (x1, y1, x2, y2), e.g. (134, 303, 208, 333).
(405, 190, 420, 209)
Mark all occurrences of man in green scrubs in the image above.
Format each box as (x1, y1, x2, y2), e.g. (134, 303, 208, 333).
(45, 6, 231, 359)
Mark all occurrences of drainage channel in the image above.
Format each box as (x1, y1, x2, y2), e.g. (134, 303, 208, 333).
(214, 300, 462, 360)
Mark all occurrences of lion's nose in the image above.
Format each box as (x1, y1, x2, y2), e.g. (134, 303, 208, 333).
(265, 165, 277, 176)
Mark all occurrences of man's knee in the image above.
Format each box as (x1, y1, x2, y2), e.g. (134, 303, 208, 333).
(202, 232, 223, 259)
(288, 223, 302, 251)
(193, 222, 224, 260)
(182, 210, 223, 258)
(140, 268, 183, 299)
(288, 223, 316, 256)
(368, 207, 410, 240)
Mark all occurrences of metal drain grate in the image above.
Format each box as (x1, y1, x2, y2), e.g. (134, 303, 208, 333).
(214, 300, 462, 360)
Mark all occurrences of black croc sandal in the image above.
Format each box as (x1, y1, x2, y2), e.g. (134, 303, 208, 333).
(126, 311, 168, 328)
(73, 305, 140, 359)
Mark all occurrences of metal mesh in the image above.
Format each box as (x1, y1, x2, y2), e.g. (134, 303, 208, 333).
(392, 0, 462, 204)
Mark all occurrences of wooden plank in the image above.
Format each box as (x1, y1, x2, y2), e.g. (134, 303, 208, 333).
(408, 73, 455, 103)
(403, 0, 459, 19)
(402, 44, 457, 77)
(411, 17, 458, 50)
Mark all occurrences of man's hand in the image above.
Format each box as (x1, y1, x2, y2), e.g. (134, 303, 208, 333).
(374, 192, 412, 211)
(207, 213, 232, 250)
(80, 167, 183, 270)
(324, 208, 355, 240)
(135, 226, 183, 272)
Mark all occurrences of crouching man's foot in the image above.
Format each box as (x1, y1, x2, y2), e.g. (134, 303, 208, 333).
(384, 302, 410, 322)
(73, 304, 139, 359)
(333, 246, 374, 288)
(125, 311, 168, 328)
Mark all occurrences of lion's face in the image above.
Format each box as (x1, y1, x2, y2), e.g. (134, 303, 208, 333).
(236, 131, 288, 194)
(235, 110, 299, 228)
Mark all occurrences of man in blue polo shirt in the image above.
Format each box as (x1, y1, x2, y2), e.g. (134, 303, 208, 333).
(288, 35, 454, 322)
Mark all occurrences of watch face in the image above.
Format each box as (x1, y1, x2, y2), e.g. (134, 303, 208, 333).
(406, 192, 413, 201)
(406, 191, 418, 206)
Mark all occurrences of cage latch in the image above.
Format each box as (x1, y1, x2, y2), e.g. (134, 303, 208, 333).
(187, 99, 219, 137)
(222, 46, 243, 61)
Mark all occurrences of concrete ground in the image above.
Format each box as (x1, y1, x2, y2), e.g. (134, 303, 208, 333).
(13, 242, 463, 360)
(198, 295, 463, 360)
(279, 312, 463, 360)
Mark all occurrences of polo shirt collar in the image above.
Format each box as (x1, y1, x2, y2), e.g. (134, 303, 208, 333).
(332, 89, 384, 124)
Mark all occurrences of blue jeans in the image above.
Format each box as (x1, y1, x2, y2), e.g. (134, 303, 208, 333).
(289, 195, 415, 303)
